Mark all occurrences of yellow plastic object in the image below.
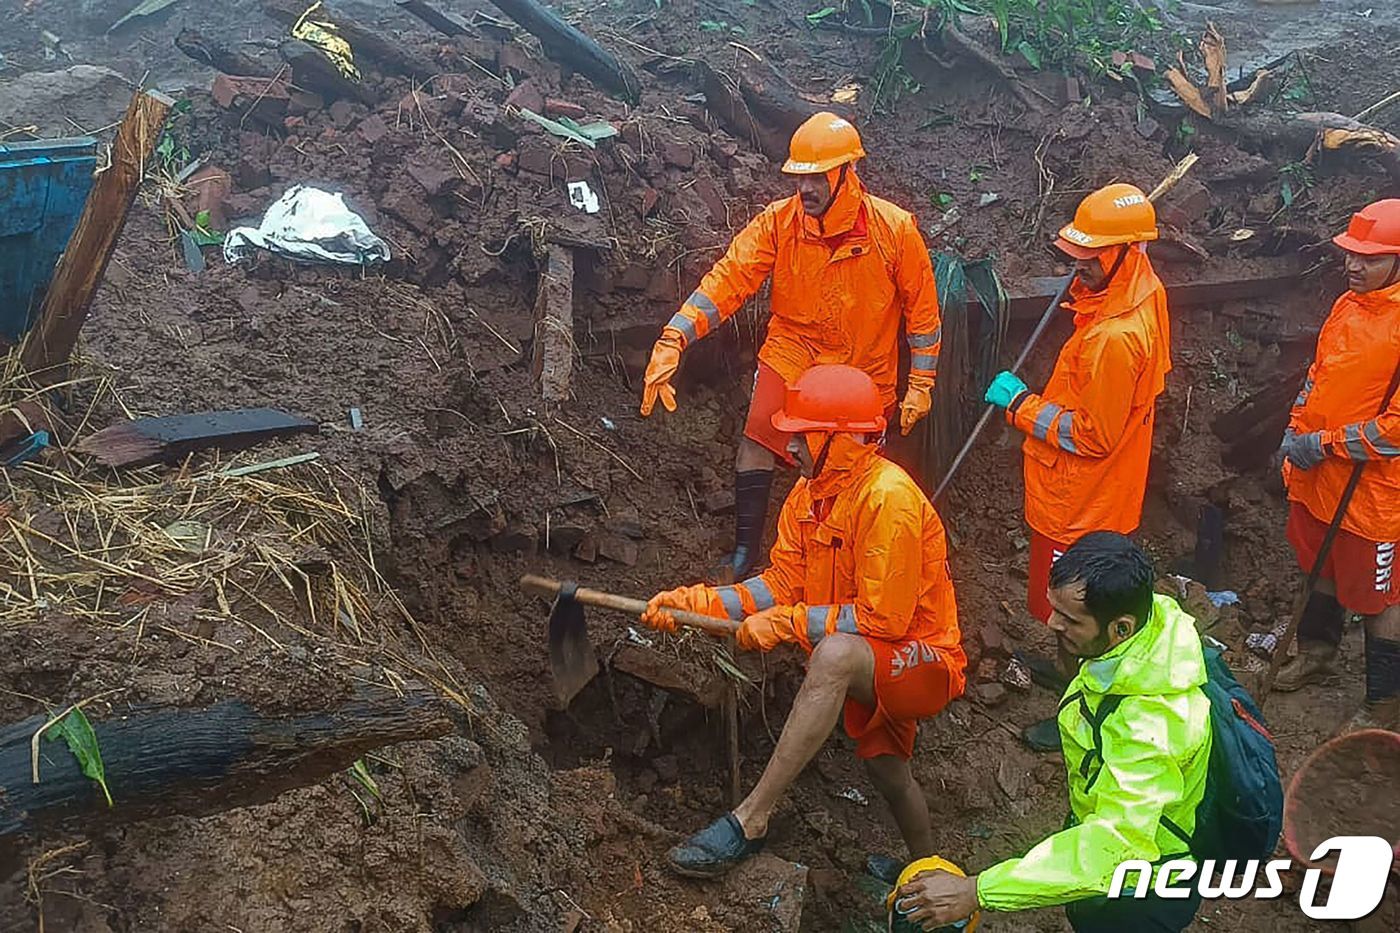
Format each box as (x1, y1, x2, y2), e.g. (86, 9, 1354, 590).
(886, 856, 982, 933)
(292, 1, 361, 80)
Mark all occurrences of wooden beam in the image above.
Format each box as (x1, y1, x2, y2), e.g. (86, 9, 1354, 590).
(530, 244, 575, 404)
(486, 0, 639, 102)
(1008, 267, 1303, 319)
(21, 89, 173, 379)
(1, 687, 453, 839)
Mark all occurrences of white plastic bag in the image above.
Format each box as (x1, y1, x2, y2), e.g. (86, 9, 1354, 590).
(224, 185, 389, 266)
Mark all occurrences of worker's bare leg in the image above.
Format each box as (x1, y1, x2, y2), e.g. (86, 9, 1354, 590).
(732, 633, 875, 839)
(864, 754, 935, 859)
(736, 435, 776, 472)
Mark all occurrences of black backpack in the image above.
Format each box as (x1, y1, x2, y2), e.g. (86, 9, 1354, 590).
(1081, 641, 1284, 862)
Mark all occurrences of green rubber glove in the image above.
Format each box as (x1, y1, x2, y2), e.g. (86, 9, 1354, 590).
(984, 371, 1029, 409)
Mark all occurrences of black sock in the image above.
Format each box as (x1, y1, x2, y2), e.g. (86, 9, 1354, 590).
(732, 470, 774, 563)
(1298, 592, 1345, 647)
(1364, 628, 1400, 702)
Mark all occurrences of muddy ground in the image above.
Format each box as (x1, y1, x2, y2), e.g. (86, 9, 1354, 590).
(1, 0, 1398, 930)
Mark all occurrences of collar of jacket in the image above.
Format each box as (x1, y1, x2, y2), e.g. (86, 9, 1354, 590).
(1072, 594, 1207, 697)
(1345, 278, 1400, 313)
(1063, 245, 1161, 326)
(798, 165, 867, 240)
(803, 432, 882, 502)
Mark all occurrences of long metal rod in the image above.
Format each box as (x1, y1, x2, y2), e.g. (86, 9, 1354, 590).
(932, 274, 1074, 502)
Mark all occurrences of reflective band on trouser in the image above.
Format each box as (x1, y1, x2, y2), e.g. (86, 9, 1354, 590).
(740, 576, 775, 611)
(1056, 411, 1079, 454)
(806, 604, 859, 645)
(908, 328, 941, 349)
(1362, 421, 1400, 458)
(910, 350, 938, 373)
(716, 586, 745, 621)
(1032, 402, 1064, 442)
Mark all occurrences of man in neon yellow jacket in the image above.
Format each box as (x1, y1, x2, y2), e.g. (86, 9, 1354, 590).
(895, 532, 1212, 932)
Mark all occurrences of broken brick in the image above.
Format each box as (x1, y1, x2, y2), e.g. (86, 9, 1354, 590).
(545, 523, 588, 555)
(211, 74, 290, 126)
(545, 98, 586, 119)
(504, 78, 545, 115)
(516, 146, 557, 177)
(974, 683, 1007, 707)
(358, 113, 389, 144)
(187, 166, 232, 231)
(709, 138, 740, 168)
(704, 489, 735, 515)
(1130, 52, 1156, 73)
(597, 535, 639, 567)
(574, 533, 599, 563)
(693, 177, 728, 228)
(640, 187, 659, 217)
(328, 99, 356, 128)
(978, 621, 1007, 657)
(405, 154, 458, 197)
(661, 141, 694, 170)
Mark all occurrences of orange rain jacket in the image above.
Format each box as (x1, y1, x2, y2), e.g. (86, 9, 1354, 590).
(1286, 281, 1400, 542)
(706, 435, 966, 684)
(662, 167, 942, 408)
(1008, 246, 1172, 541)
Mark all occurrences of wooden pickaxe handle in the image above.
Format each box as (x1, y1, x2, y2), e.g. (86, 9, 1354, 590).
(521, 574, 740, 637)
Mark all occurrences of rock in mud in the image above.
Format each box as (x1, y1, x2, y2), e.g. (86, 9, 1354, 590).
(0, 64, 132, 137)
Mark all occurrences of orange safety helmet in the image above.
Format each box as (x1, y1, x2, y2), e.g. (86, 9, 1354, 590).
(782, 112, 866, 175)
(1056, 183, 1159, 259)
(1332, 199, 1400, 255)
(771, 364, 886, 434)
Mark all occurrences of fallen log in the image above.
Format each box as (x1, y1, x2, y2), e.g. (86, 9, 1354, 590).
(76, 408, 319, 468)
(486, 0, 639, 102)
(1213, 361, 1308, 473)
(175, 27, 273, 77)
(20, 89, 173, 381)
(1009, 264, 1302, 320)
(395, 0, 470, 37)
(262, 0, 439, 79)
(698, 55, 825, 163)
(1203, 110, 1400, 185)
(1, 686, 453, 839)
(279, 38, 377, 106)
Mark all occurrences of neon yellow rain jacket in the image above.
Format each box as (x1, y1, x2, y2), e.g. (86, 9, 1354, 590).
(976, 594, 1212, 910)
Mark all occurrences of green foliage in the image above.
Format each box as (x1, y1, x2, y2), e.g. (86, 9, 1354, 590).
(46, 707, 113, 807)
(914, 0, 1181, 77)
(700, 19, 747, 36)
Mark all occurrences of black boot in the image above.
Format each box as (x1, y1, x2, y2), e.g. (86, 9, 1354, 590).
(710, 469, 773, 585)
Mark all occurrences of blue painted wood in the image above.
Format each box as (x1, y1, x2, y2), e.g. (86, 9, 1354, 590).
(0, 137, 98, 341)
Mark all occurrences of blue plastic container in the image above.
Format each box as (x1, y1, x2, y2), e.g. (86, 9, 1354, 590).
(0, 137, 98, 342)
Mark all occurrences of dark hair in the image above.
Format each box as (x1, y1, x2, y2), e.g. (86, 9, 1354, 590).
(1050, 531, 1154, 631)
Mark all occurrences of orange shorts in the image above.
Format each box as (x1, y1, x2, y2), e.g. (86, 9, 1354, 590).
(844, 636, 959, 760)
(744, 363, 895, 463)
(743, 363, 796, 462)
(1028, 531, 1070, 623)
(1287, 503, 1400, 615)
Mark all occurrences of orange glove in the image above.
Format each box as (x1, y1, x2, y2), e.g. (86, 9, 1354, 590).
(640, 328, 685, 416)
(736, 605, 800, 652)
(899, 376, 934, 435)
(641, 583, 722, 633)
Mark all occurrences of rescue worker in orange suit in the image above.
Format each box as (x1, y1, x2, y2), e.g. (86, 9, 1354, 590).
(638, 365, 966, 877)
(638, 112, 943, 583)
(983, 184, 1171, 752)
(1274, 199, 1400, 732)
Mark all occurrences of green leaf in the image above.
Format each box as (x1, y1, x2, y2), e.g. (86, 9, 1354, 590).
(949, 0, 983, 14)
(349, 758, 382, 800)
(110, 0, 183, 33)
(1280, 179, 1295, 208)
(699, 19, 726, 31)
(1016, 41, 1042, 70)
(931, 192, 955, 209)
(46, 707, 113, 806)
(805, 6, 838, 24)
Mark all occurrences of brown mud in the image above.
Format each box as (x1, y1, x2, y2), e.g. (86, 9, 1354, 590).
(1, 0, 1399, 930)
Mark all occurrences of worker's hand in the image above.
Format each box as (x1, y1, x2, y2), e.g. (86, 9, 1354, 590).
(984, 371, 1029, 410)
(736, 605, 798, 652)
(899, 383, 932, 436)
(894, 870, 980, 930)
(1281, 430, 1326, 471)
(640, 328, 685, 416)
(641, 583, 722, 633)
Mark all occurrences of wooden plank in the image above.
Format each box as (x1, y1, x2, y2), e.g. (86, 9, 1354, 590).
(1, 687, 452, 839)
(20, 89, 173, 378)
(530, 244, 575, 404)
(76, 408, 319, 468)
(486, 0, 639, 102)
(1009, 267, 1303, 319)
